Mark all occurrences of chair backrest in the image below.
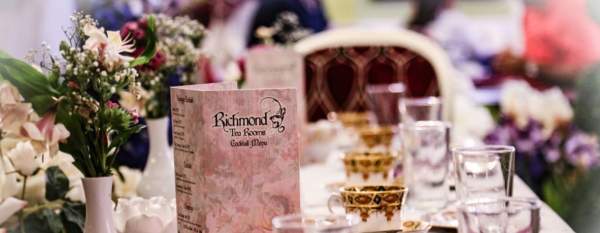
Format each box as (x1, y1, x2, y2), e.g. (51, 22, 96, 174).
(294, 28, 455, 122)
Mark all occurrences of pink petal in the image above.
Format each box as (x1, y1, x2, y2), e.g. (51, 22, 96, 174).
(36, 113, 56, 141)
(21, 122, 44, 141)
(51, 124, 70, 144)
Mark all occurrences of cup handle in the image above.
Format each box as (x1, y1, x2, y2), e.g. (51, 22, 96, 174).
(327, 194, 343, 214)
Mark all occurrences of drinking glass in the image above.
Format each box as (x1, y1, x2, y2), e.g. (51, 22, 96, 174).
(458, 197, 540, 233)
(452, 145, 515, 200)
(402, 121, 450, 211)
(272, 214, 360, 233)
(366, 82, 405, 125)
(399, 96, 442, 124)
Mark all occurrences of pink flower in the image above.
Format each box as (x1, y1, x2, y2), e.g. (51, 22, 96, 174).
(106, 100, 120, 109)
(20, 113, 70, 145)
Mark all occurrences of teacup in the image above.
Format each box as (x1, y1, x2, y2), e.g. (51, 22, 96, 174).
(329, 112, 372, 128)
(328, 185, 408, 232)
(343, 151, 394, 185)
(356, 126, 395, 148)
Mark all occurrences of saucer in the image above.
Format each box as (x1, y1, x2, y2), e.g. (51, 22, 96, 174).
(364, 220, 432, 233)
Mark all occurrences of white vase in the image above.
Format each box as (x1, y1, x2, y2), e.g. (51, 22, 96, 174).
(83, 177, 117, 233)
(137, 117, 176, 199)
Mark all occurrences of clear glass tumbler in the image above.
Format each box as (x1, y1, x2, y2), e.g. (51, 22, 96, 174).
(366, 82, 405, 125)
(272, 214, 360, 233)
(458, 197, 540, 233)
(452, 145, 516, 200)
(399, 96, 442, 124)
(402, 121, 450, 211)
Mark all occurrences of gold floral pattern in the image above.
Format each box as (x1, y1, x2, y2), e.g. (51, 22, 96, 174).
(343, 151, 394, 179)
(357, 126, 395, 148)
(340, 185, 407, 222)
(329, 112, 371, 128)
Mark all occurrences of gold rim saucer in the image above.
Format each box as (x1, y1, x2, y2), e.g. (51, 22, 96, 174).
(362, 220, 432, 233)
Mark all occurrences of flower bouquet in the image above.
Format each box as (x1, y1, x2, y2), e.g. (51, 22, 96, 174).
(0, 12, 157, 233)
(0, 82, 85, 233)
(485, 81, 600, 216)
(118, 14, 205, 198)
(120, 13, 204, 119)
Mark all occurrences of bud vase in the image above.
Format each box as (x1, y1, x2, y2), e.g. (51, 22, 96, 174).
(137, 117, 176, 199)
(83, 177, 116, 233)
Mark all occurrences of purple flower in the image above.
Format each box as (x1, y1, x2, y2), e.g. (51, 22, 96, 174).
(564, 131, 600, 169)
(484, 126, 511, 145)
(542, 132, 562, 163)
(513, 120, 545, 156)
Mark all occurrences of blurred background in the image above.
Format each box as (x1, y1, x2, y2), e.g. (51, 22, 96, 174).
(2, 0, 600, 231)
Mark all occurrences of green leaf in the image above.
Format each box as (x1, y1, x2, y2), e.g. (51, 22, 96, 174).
(130, 15, 158, 67)
(45, 166, 70, 201)
(23, 208, 64, 233)
(56, 106, 96, 177)
(0, 50, 62, 115)
(61, 202, 85, 233)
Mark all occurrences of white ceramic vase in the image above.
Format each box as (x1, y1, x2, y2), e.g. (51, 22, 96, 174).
(137, 117, 176, 199)
(83, 177, 117, 233)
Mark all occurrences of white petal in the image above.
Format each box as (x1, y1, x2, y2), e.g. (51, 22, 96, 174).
(7, 141, 40, 176)
(66, 182, 85, 203)
(0, 197, 26, 224)
(23, 172, 46, 203)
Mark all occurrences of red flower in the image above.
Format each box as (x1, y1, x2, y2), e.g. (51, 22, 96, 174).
(147, 51, 166, 70)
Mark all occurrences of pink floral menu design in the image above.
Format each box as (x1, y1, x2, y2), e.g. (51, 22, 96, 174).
(170, 83, 300, 233)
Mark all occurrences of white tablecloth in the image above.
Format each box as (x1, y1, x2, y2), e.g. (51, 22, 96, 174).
(299, 161, 575, 233)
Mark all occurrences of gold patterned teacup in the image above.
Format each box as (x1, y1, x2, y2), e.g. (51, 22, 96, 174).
(329, 112, 372, 128)
(328, 185, 408, 232)
(357, 126, 395, 148)
(343, 151, 394, 185)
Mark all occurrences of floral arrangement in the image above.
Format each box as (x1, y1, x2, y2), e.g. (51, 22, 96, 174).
(0, 11, 158, 232)
(119, 14, 205, 118)
(0, 82, 85, 233)
(0, 12, 156, 178)
(485, 80, 600, 216)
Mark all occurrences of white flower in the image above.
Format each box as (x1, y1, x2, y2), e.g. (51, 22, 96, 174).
(6, 141, 41, 176)
(21, 171, 46, 204)
(83, 24, 135, 67)
(0, 83, 34, 134)
(0, 197, 26, 225)
(0, 162, 24, 220)
(539, 88, 573, 136)
(0, 157, 20, 199)
(44, 152, 85, 202)
(501, 80, 574, 137)
(119, 90, 148, 117)
(114, 197, 177, 233)
(113, 166, 142, 198)
(501, 81, 533, 128)
(0, 82, 23, 107)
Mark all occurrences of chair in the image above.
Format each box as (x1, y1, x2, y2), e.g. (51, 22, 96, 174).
(294, 28, 456, 122)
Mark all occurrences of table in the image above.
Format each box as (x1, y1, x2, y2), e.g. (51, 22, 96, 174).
(299, 160, 575, 233)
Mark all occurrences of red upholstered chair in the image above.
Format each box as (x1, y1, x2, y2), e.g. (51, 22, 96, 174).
(294, 29, 455, 122)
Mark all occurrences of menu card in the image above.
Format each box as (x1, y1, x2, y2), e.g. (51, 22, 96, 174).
(170, 83, 300, 233)
(244, 47, 306, 124)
